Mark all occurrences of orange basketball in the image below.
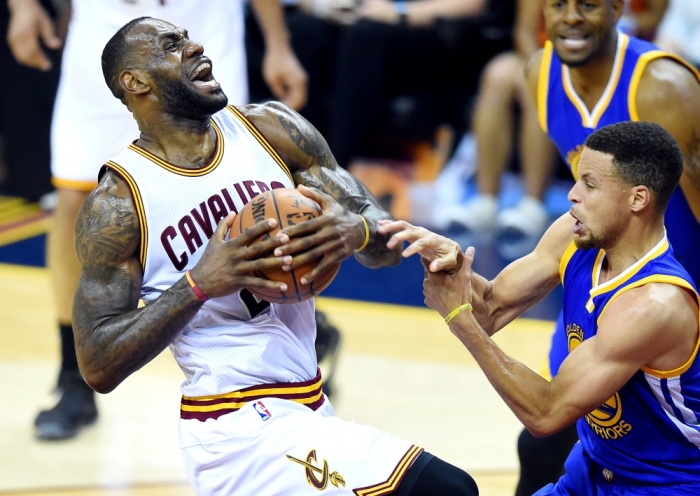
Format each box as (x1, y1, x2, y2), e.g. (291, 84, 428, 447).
(230, 188, 341, 304)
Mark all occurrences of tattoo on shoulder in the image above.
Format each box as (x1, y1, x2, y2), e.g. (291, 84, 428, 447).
(276, 112, 334, 169)
(75, 173, 140, 270)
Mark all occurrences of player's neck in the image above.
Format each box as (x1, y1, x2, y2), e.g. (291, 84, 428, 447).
(135, 115, 217, 169)
(599, 222, 666, 283)
(567, 33, 619, 111)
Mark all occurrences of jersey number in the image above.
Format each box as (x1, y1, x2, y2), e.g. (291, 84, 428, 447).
(240, 289, 270, 319)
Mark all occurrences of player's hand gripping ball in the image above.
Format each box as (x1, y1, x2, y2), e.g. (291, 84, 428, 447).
(230, 188, 341, 303)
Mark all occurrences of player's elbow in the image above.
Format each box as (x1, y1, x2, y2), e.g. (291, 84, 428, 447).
(79, 366, 116, 394)
(526, 417, 572, 438)
(77, 358, 121, 394)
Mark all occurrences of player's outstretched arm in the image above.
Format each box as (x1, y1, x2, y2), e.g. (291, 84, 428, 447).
(379, 213, 572, 334)
(73, 172, 288, 393)
(439, 275, 698, 437)
(243, 102, 403, 279)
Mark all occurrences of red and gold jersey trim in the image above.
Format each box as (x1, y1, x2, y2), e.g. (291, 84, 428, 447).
(353, 445, 423, 496)
(127, 120, 224, 176)
(180, 369, 324, 421)
(102, 161, 148, 268)
(226, 105, 294, 184)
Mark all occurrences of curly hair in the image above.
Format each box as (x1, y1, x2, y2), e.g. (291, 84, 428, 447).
(585, 121, 684, 214)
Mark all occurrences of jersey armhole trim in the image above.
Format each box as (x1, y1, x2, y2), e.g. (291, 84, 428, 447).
(538, 42, 553, 134)
(559, 240, 577, 285)
(226, 105, 295, 184)
(628, 51, 700, 122)
(103, 161, 148, 269)
(595, 275, 700, 377)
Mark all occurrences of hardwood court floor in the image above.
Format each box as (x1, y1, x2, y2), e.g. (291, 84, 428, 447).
(0, 263, 553, 496)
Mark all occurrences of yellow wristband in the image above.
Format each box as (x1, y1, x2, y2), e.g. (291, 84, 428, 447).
(355, 214, 370, 252)
(444, 303, 473, 324)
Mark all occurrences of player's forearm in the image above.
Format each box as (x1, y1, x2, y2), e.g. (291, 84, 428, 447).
(353, 205, 402, 268)
(248, 0, 292, 50)
(404, 0, 486, 27)
(73, 277, 202, 394)
(447, 311, 570, 436)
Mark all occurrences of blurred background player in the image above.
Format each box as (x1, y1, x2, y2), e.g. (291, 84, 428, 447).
(458, 0, 666, 239)
(6, 0, 315, 441)
(515, 0, 700, 493)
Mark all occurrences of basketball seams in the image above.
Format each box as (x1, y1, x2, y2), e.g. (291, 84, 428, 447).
(234, 188, 339, 304)
(270, 190, 302, 302)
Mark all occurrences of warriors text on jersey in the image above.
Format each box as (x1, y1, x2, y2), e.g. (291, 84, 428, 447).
(559, 235, 700, 484)
(102, 106, 320, 404)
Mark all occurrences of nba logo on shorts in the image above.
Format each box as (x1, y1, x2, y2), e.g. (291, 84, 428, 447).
(253, 401, 271, 421)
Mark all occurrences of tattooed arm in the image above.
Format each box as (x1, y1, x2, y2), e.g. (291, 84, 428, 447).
(243, 101, 402, 275)
(73, 171, 286, 393)
(637, 58, 700, 191)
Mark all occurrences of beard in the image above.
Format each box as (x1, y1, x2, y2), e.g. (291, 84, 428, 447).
(151, 72, 228, 117)
(573, 219, 625, 250)
(574, 232, 602, 250)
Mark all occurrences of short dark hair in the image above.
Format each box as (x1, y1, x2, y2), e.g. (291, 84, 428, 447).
(584, 121, 684, 214)
(101, 17, 152, 102)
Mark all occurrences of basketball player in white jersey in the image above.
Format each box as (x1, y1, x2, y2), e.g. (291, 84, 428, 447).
(8, 0, 309, 440)
(71, 17, 478, 495)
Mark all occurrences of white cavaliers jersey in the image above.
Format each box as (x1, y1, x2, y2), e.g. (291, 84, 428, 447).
(103, 106, 318, 397)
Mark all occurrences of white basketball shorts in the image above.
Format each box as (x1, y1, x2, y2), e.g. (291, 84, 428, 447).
(179, 397, 422, 495)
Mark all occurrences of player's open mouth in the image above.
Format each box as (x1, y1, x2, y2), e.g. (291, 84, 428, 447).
(190, 60, 220, 91)
(570, 211, 584, 234)
(558, 34, 591, 51)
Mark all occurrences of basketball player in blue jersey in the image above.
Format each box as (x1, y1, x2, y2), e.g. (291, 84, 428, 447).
(496, 0, 700, 489)
(380, 121, 700, 494)
(70, 17, 477, 495)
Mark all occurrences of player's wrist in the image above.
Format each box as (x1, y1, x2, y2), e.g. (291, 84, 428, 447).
(444, 303, 473, 324)
(354, 214, 370, 253)
(185, 270, 210, 302)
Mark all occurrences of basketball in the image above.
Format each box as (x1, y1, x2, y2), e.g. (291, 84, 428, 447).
(230, 188, 341, 304)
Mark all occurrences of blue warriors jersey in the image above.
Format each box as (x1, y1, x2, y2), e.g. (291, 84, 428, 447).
(537, 33, 700, 286)
(560, 235, 700, 484)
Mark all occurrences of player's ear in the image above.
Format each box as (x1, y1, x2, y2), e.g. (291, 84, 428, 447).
(610, 0, 624, 23)
(630, 185, 651, 213)
(119, 69, 150, 97)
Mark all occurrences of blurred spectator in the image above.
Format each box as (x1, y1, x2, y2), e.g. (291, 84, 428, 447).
(329, 0, 514, 171)
(454, 0, 555, 237)
(654, 0, 700, 68)
(0, 0, 65, 202)
(246, 1, 344, 137)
